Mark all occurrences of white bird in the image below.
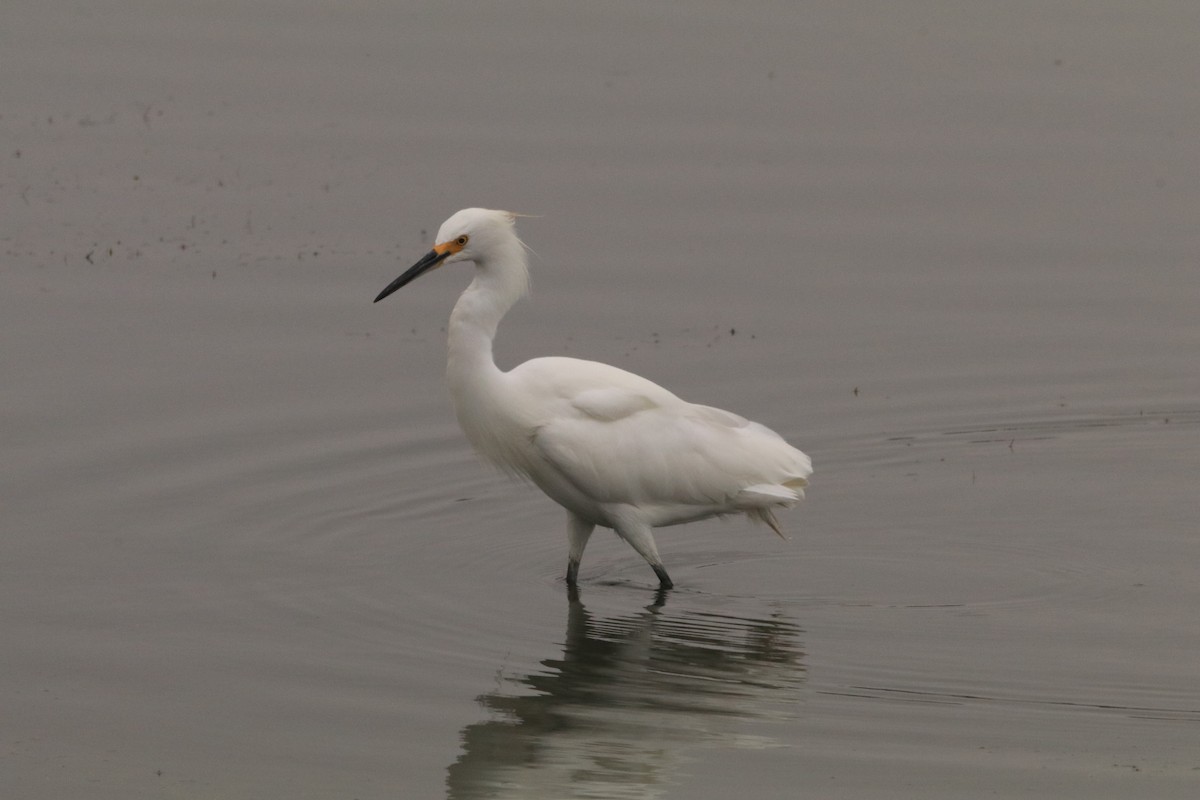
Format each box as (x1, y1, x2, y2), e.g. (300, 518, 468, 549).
(374, 208, 811, 589)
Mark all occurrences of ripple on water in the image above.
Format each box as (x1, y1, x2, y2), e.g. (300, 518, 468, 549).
(768, 406, 1200, 765)
(210, 400, 1200, 743)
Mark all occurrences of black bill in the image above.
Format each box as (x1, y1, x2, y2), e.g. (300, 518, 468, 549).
(374, 248, 450, 303)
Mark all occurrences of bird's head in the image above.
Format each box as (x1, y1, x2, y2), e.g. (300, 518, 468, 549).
(374, 208, 520, 303)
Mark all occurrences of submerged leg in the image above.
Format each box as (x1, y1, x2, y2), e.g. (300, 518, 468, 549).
(611, 511, 674, 590)
(650, 563, 674, 590)
(565, 513, 595, 586)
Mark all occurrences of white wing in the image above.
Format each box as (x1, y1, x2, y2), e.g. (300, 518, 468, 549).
(511, 358, 811, 524)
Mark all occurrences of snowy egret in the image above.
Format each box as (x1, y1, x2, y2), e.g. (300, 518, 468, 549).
(374, 208, 811, 589)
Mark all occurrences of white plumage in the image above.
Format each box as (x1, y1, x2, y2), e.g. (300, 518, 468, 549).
(375, 208, 812, 589)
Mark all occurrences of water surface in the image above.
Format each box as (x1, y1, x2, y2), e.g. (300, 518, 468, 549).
(4, 2, 1199, 798)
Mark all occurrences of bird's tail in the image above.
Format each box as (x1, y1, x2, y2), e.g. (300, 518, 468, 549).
(738, 477, 809, 540)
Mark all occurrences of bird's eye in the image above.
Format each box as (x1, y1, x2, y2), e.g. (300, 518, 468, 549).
(455, 235, 469, 247)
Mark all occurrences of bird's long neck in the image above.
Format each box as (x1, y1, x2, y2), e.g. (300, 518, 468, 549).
(446, 239, 529, 393)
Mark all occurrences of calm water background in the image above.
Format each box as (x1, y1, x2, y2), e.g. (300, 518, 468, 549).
(4, 2, 1199, 797)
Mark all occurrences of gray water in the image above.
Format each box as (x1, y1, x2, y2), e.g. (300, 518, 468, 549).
(4, 2, 1199, 797)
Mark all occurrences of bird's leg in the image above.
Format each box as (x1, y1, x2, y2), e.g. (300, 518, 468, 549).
(611, 511, 674, 590)
(651, 564, 674, 590)
(566, 513, 594, 586)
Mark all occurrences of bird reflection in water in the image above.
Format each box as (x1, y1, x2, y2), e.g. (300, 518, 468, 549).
(446, 590, 805, 799)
